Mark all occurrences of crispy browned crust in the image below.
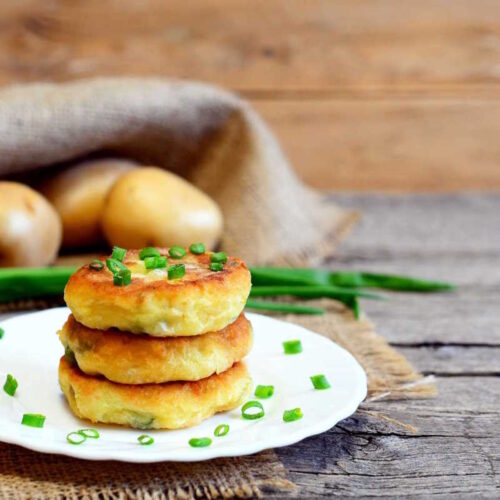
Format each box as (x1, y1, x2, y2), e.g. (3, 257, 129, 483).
(59, 313, 253, 384)
(64, 248, 251, 336)
(59, 357, 253, 430)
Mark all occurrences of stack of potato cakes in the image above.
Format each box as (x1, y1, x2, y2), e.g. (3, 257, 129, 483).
(59, 245, 253, 430)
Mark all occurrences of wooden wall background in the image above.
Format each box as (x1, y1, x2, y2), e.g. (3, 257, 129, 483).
(0, 0, 499, 191)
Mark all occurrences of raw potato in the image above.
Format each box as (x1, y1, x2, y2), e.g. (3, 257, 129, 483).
(102, 168, 223, 249)
(40, 159, 137, 248)
(0, 182, 62, 267)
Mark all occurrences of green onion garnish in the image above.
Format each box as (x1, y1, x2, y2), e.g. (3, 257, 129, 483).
(78, 428, 100, 439)
(144, 256, 167, 270)
(209, 263, 223, 272)
(214, 424, 230, 437)
(0, 327, 3, 339)
(189, 243, 206, 255)
(310, 374, 331, 390)
(3, 374, 18, 397)
(138, 434, 154, 446)
(67, 431, 86, 445)
(210, 252, 227, 264)
(254, 385, 274, 399)
(89, 260, 104, 271)
(139, 247, 160, 260)
(111, 246, 127, 262)
(21, 413, 45, 428)
(283, 340, 302, 355)
(241, 400, 265, 420)
(169, 246, 187, 259)
(168, 264, 185, 280)
(106, 258, 127, 274)
(283, 408, 303, 423)
(113, 268, 132, 286)
(189, 437, 212, 447)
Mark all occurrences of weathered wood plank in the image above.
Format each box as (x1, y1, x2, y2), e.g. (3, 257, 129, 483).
(0, 0, 498, 90)
(254, 99, 500, 190)
(397, 346, 500, 375)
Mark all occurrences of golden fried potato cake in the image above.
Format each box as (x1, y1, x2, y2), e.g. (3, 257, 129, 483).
(59, 313, 253, 384)
(59, 357, 252, 430)
(64, 248, 251, 336)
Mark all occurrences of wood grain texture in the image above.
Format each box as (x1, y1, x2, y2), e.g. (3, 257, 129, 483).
(0, 1, 498, 190)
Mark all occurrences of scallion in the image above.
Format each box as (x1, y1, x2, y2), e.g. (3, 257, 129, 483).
(169, 246, 187, 259)
(189, 243, 206, 255)
(111, 246, 127, 262)
(210, 252, 227, 264)
(245, 299, 325, 315)
(78, 428, 100, 439)
(214, 424, 230, 437)
(3, 374, 18, 396)
(138, 434, 154, 446)
(254, 385, 274, 399)
(21, 413, 45, 428)
(139, 247, 160, 260)
(144, 256, 167, 270)
(283, 408, 303, 422)
(67, 432, 86, 445)
(89, 260, 104, 271)
(106, 258, 127, 275)
(189, 437, 212, 447)
(209, 262, 223, 272)
(168, 264, 185, 280)
(113, 268, 131, 286)
(0, 327, 4, 339)
(241, 400, 265, 420)
(283, 340, 302, 355)
(310, 374, 331, 390)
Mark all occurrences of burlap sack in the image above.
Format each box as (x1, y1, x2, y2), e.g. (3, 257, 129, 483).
(0, 78, 355, 265)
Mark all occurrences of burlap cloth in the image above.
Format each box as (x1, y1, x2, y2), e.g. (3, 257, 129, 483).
(0, 77, 356, 265)
(0, 299, 435, 499)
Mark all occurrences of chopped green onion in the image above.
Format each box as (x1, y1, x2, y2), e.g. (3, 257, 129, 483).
(168, 264, 185, 280)
(64, 345, 76, 365)
(3, 374, 18, 397)
(0, 327, 4, 339)
(241, 400, 265, 420)
(89, 260, 104, 271)
(310, 374, 331, 390)
(22, 413, 45, 428)
(189, 437, 212, 447)
(254, 385, 274, 399)
(138, 434, 154, 446)
(139, 247, 160, 260)
(283, 340, 302, 355)
(214, 424, 230, 437)
(169, 246, 187, 259)
(111, 246, 127, 262)
(106, 258, 127, 274)
(245, 299, 325, 315)
(210, 252, 227, 264)
(283, 408, 303, 422)
(144, 256, 167, 270)
(113, 268, 131, 286)
(209, 262, 223, 272)
(189, 243, 206, 255)
(78, 428, 100, 439)
(67, 431, 86, 445)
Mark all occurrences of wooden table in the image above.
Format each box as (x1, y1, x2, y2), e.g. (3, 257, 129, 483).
(1, 194, 498, 497)
(271, 193, 500, 497)
(0, 0, 499, 191)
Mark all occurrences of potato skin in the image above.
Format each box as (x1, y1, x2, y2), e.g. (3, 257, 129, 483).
(59, 357, 252, 430)
(59, 313, 253, 384)
(64, 248, 251, 336)
(101, 167, 223, 250)
(39, 159, 137, 248)
(0, 182, 62, 267)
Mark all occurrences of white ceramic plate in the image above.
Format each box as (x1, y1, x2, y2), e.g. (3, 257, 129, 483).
(0, 308, 366, 462)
